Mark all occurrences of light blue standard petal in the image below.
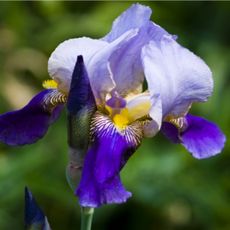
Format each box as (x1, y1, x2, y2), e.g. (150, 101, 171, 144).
(48, 30, 139, 104)
(102, 3, 152, 42)
(25, 187, 51, 230)
(161, 114, 226, 159)
(142, 35, 213, 121)
(48, 38, 108, 93)
(104, 4, 174, 97)
(0, 89, 64, 146)
(87, 29, 138, 102)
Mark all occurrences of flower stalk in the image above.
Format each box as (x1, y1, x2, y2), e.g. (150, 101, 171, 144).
(81, 207, 94, 230)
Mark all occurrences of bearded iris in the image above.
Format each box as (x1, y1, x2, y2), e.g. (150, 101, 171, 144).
(0, 4, 225, 208)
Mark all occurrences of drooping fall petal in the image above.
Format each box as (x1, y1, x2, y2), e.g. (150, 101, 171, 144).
(161, 114, 226, 159)
(0, 89, 64, 146)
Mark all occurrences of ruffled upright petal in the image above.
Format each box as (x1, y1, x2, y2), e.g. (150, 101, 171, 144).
(76, 112, 143, 207)
(48, 31, 139, 104)
(87, 29, 138, 102)
(162, 114, 226, 159)
(102, 3, 152, 42)
(48, 38, 108, 93)
(106, 5, 172, 97)
(142, 36, 213, 127)
(0, 89, 64, 146)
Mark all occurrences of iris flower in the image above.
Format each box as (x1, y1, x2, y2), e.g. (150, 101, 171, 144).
(0, 4, 225, 208)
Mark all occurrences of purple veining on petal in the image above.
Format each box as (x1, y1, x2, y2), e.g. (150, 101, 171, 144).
(76, 114, 139, 207)
(161, 122, 180, 144)
(181, 114, 226, 159)
(0, 89, 63, 146)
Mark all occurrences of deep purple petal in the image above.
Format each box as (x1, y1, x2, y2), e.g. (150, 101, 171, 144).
(161, 122, 180, 144)
(181, 114, 226, 159)
(0, 89, 63, 146)
(76, 114, 140, 207)
(25, 187, 51, 229)
(76, 144, 132, 207)
(161, 114, 225, 159)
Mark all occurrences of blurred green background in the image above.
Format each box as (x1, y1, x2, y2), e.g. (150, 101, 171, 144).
(0, 1, 229, 230)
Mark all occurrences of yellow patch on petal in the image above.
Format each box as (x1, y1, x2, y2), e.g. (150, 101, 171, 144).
(42, 79, 58, 89)
(127, 101, 151, 123)
(113, 108, 129, 130)
(106, 100, 151, 130)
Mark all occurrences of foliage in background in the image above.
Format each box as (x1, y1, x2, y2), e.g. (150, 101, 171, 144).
(0, 2, 229, 229)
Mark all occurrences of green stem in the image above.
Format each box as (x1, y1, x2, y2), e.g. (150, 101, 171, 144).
(81, 207, 94, 230)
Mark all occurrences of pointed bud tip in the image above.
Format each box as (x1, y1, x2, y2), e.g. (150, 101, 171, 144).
(25, 186, 31, 199)
(77, 55, 84, 63)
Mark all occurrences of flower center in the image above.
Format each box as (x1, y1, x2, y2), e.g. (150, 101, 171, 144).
(112, 109, 130, 130)
(105, 92, 151, 131)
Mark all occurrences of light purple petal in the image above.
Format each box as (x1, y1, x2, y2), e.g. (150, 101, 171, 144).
(87, 29, 138, 102)
(102, 3, 152, 42)
(142, 36, 213, 122)
(107, 16, 173, 97)
(181, 114, 225, 159)
(48, 38, 108, 93)
(108, 29, 145, 96)
(48, 31, 140, 104)
(0, 89, 63, 146)
(101, 3, 173, 96)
